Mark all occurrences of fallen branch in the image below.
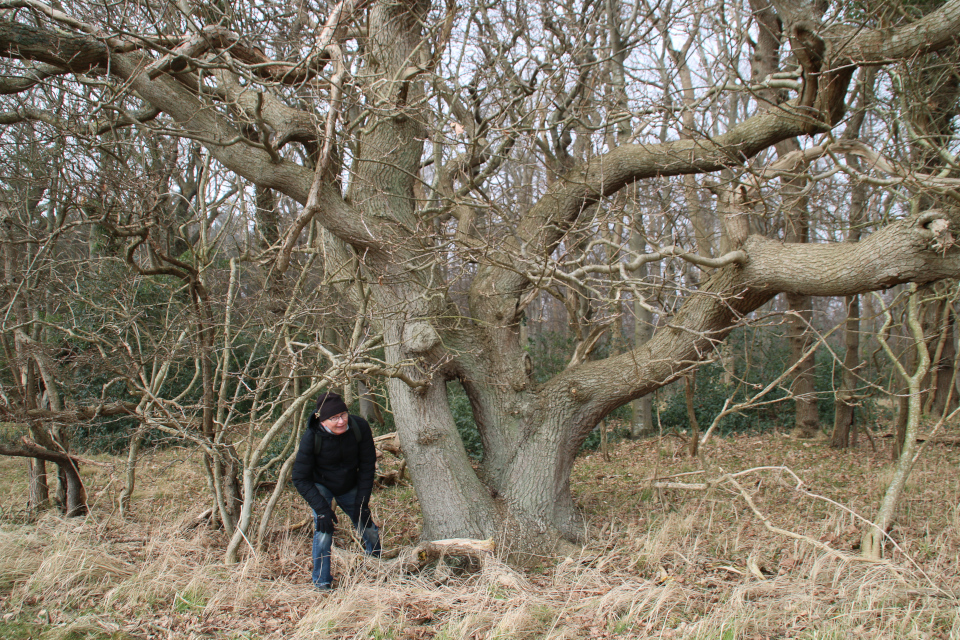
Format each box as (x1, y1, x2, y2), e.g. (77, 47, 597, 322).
(655, 465, 951, 594)
(648, 470, 885, 561)
(724, 475, 874, 564)
(398, 537, 495, 572)
(879, 433, 960, 445)
(376, 459, 406, 487)
(374, 432, 401, 456)
(652, 481, 709, 490)
(183, 508, 214, 531)
(282, 517, 312, 534)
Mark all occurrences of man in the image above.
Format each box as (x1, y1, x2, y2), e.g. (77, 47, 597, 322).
(292, 391, 381, 590)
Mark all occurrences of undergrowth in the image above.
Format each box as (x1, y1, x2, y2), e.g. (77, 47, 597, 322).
(1, 432, 959, 639)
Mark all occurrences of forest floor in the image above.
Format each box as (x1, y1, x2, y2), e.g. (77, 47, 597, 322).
(1, 428, 959, 639)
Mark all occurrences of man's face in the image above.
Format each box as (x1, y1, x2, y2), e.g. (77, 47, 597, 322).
(322, 411, 350, 434)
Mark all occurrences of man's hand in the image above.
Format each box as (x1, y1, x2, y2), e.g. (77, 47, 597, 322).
(315, 507, 338, 534)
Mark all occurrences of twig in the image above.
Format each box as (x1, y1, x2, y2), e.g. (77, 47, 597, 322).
(724, 475, 874, 564)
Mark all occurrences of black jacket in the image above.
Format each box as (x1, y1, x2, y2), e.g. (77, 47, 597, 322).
(291, 413, 376, 514)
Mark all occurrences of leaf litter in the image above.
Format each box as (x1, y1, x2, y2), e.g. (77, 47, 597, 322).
(1, 431, 959, 639)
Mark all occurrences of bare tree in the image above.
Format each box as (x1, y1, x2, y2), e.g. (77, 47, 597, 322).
(862, 285, 930, 559)
(2, 0, 960, 557)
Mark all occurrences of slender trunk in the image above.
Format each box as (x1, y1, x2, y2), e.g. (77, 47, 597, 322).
(934, 309, 957, 416)
(357, 379, 384, 426)
(894, 394, 909, 459)
(862, 285, 930, 559)
(119, 429, 143, 517)
(27, 458, 49, 508)
(611, 0, 655, 440)
(832, 82, 871, 447)
(214, 448, 242, 533)
(256, 447, 299, 548)
(194, 274, 240, 531)
(685, 373, 700, 457)
(61, 460, 87, 517)
(720, 342, 735, 386)
(599, 419, 609, 462)
(778, 138, 819, 439)
(629, 231, 654, 438)
(927, 303, 957, 417)
(750, 0, 820, 438)
(832, 295, 860, 448)
(226, 456, 258, 564)
(893, 312, 915, 460)
(786, 291, 820, 438)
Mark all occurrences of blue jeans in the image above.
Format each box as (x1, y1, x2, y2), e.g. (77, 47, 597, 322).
(311, 484, 381, 588)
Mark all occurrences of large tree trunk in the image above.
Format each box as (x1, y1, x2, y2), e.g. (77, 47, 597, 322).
(388, 370, 497, 541)
(452, 212, 960, 553)
(347, 0, 503, 544)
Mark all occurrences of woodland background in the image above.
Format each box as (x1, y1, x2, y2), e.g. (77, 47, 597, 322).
(2, 0, 960, 636)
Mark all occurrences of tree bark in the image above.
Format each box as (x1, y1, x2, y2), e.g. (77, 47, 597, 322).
(862, 285, 930, 559)
(1, 440, 86, 515)
(629, 231, 655, 438)
(27, 457, 49, 509)
(389, 372, 498, 541)
(832, 295, 860, 448)
(357, 379, 384, 426)
(685, 374, 700, 457)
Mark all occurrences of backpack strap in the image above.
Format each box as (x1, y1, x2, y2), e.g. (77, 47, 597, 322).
(348, 415, 362, 443)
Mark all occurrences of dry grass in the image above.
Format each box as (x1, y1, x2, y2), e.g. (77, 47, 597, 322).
(2, 433, 960, 639)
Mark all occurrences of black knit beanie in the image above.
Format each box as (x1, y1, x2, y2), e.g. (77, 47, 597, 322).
(315, 391, 348, 423)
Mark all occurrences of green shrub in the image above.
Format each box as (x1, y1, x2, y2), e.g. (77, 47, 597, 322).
(447, 380, 482, 458)
(654, 326, 876, 436)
